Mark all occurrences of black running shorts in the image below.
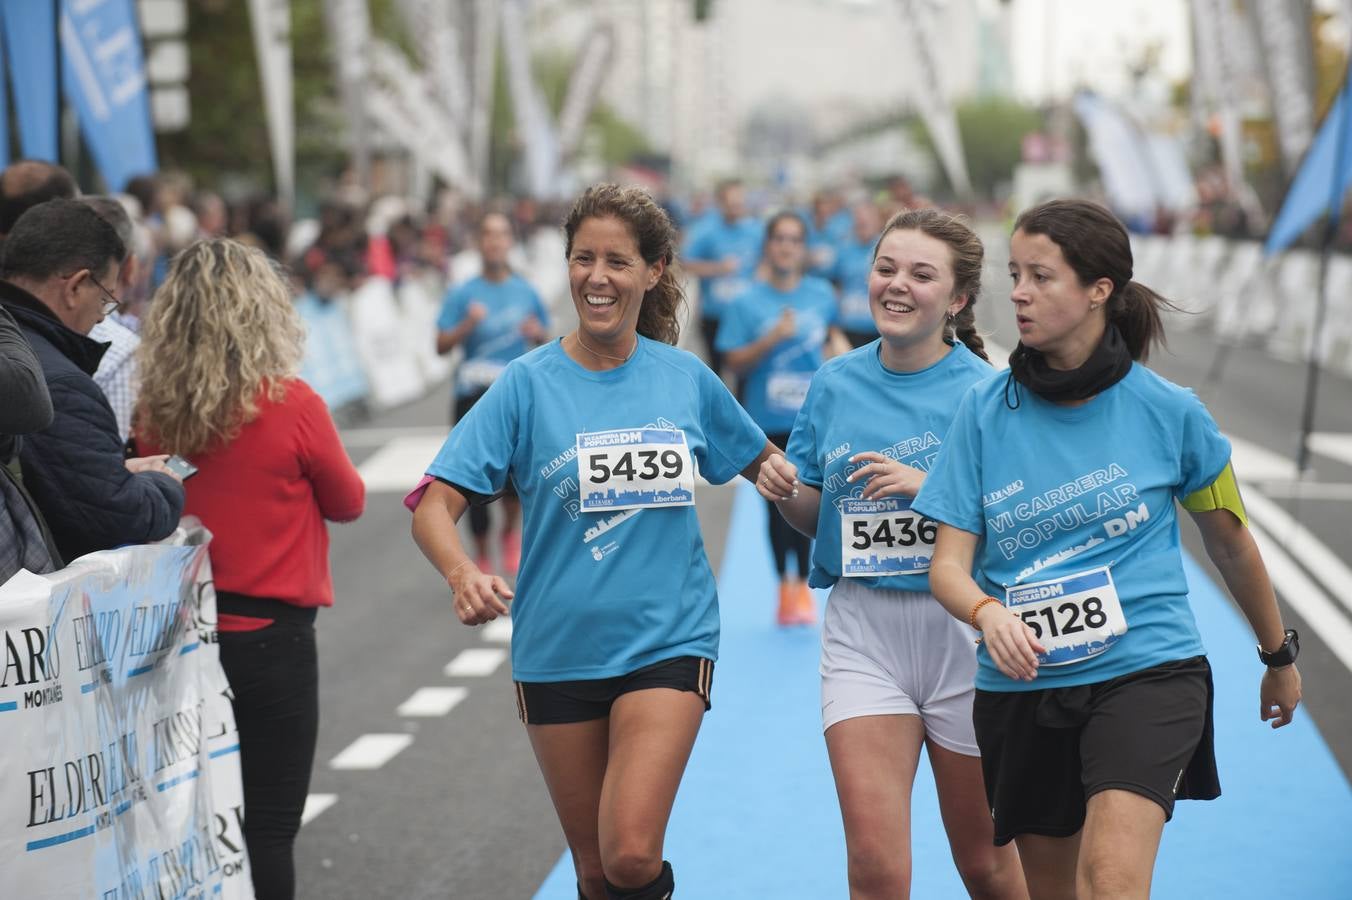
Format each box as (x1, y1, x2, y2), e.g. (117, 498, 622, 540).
(972, 655, 1219, 846)
(515, 655, 714, 725)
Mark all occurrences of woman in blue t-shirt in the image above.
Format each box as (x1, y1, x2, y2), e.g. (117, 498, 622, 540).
(410, 185, 777, 900)
(914, 199, 1302, 898)
(757, 209, 1027, 899)
(717, 211, 844, 626)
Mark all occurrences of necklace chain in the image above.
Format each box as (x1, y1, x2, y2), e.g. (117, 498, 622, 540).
(573, 331, 636, 364)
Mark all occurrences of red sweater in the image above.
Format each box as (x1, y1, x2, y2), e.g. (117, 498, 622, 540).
(142, 379, 365, 629)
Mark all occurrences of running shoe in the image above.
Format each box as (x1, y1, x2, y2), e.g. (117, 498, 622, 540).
(776, 581, 795, 626)
(501, 530, 521, 576)
(790, 581, 817, 625)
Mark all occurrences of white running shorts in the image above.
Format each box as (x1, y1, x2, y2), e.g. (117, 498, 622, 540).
(820, 578, 980, 756)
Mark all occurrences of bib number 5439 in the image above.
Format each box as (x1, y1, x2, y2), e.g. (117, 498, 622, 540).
(587, 449, 684, 483)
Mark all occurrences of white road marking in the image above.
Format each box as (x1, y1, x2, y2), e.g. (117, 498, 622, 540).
(356, 436, 447, 492)
(445, 647, 508, 677)
(1254, 481, 1352, 501)
(481, 617, 513, 643)
(301, 793, 338, 826)
(329, 734, 414, 770)
(1309, 432, 1352, 468)
(1225, 435, 1299, 483)
(1248, 522, 1352, 674)
(1244, 491, 1352, 621)
(397, 686, 469, 717)
(342, 425, 450, 447)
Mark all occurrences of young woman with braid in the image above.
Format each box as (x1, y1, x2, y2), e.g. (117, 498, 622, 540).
(758, 209, 1028, 899)
(410, 185, 778, 900)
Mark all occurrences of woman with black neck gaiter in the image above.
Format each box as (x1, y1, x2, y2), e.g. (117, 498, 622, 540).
(912, 199, 1302, 899)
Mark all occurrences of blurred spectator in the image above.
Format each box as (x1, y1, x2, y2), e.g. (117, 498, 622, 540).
(136, 238, 365, 900)
(0, 160, 78, 240)
(0, 199, 184, 562)
(81, 197, 143, 443)
(194, 191, 229, 237)
(0, 303, 60, 581)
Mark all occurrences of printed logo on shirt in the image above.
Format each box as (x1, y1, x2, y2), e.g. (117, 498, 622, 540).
(982, 463, 1151, 580)
(825, 442, 851, 465)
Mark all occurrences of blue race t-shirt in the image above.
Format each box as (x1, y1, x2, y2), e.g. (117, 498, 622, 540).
(912, 364, 1232, 692)
(831, 236, 878, 334)
(788, 340, 990, 593)
(716, 276, 838, 434)
(437, 273, 549, 396)
(684, 216, 763, 321)
(424, 337, 766, 681)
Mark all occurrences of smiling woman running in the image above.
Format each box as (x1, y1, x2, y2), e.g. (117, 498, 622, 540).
(410, 184, 778, 900)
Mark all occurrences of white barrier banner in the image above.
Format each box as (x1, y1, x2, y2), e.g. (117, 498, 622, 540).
(1, 523, 252, 899)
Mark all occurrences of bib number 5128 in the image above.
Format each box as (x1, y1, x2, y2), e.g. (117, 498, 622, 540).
(1018, 596, 1110, 640)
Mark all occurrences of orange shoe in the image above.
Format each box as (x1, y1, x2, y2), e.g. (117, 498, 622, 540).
(790, 581, 817, 625)
(776, 581, 795, 626)
(501, 530, 521, 576)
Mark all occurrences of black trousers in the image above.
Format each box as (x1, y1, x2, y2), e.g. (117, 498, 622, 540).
(454, 389, 515, 538)
(219, 618, 319, 900)
(700, 316, 725, 377)
(766, 432, 811, 578)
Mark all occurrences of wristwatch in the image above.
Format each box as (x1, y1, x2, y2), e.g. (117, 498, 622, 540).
(1257, 629, 1300, 668)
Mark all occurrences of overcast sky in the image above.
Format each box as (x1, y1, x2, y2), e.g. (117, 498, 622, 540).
(1005, 0, 1192, 102)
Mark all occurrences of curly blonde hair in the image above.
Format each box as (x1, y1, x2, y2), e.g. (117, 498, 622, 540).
(136, 238, 305, 455)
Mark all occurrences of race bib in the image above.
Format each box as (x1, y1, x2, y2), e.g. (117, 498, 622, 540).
(766, 372, 812, 414)
(458, 359, 506, 390)
(577, 428, 696, 512)
(1005, 567, 1128, 667)
(840, 291, 871, 323)
(711, 276, 749, 303)
(840, 497, 935, 576)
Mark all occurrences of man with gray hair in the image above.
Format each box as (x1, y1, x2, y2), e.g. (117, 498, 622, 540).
(0, 199, 184, 562)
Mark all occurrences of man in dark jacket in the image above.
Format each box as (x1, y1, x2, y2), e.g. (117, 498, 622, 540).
(0, 303, 60, 582)
(0, 199, 184, 562)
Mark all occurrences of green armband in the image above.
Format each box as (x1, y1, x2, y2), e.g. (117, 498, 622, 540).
(1181, 461, 1248, 527)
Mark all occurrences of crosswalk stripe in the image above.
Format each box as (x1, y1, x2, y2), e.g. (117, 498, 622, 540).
(356, 436, 447, 492)
(397, 686, 469, 717)
(481, 617, 513, 643)
(301, 793, 338, 826)
(329, 734, 414, 770)
(1309, 432, 1352, 468)
(444, 647, 508, 677)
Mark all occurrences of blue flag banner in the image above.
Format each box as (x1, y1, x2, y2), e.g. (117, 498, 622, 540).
(1265, 71, 1352, 256)
(0, 2, 59, 161)
(0, 36, 9, 170)
(59, 0, 157, 192)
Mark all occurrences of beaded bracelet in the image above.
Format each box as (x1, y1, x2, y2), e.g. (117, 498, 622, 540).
(969, 596, 1002, 629)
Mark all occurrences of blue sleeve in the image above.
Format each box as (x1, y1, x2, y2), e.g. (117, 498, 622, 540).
(912, 387, 984, 535)
(1175, 390, 1232, 497)
(436, 284, 468, 332)
(715, 300, 754, 351)
(426, 365, 522, 495)
(786, 380, 821, 487)
(528, 284, 550, 328)
(685, 226, 714, 262)
(695, 364, 766, 484)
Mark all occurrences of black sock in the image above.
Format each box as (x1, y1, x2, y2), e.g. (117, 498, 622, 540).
(605, 860, 674, 899)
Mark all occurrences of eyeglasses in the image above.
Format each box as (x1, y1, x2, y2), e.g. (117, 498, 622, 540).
(63, 270, 120, 316)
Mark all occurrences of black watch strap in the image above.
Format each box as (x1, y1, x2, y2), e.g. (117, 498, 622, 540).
(1258, 629, 1299, 668)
